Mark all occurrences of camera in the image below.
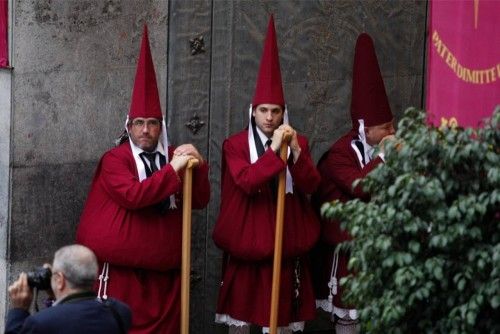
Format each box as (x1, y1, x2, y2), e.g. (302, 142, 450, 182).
(27, 267, 52, 290)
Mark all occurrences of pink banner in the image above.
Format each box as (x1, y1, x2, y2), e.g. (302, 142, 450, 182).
(0, 0, 7, 68)
(426, 0, 500, 127)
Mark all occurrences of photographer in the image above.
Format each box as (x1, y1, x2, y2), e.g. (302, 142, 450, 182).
(5, 244, 131, 334)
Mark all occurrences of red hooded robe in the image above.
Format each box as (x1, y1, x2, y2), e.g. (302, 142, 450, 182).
(312, 33, 393, 314)
(213, 15, 320, 329)
(76, 25, 210, 334)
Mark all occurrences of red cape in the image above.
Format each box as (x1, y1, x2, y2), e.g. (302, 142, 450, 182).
(213, 129, 320, 326)
(76, 142, 210, 334)
(312, 129, 383, 309)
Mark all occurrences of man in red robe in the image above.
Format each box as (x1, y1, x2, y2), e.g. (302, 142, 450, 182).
(312, 33, 396, 334)
(75, 25, 210, 334)
(212, 15, 320, 334)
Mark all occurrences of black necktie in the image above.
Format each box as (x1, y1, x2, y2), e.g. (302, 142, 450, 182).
(252, 122, 266, 157)
(140, 151, 170, 213)
(144, 152, 158, 172)
(140, 152, 158, 177)
(354, 141, 366, 165)
(265, 139, 278, 198)
(265, 139, 272, 150)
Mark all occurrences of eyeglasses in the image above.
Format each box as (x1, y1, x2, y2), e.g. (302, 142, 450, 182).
(50, 270, 64, 281)
(51, 271, 63, 278)
(130, 118, 161, 128)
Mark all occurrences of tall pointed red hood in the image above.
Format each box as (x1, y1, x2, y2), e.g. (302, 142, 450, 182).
(252, 15, 285, 107)
(350, 33, 393, 128)
(129, 25, 162, 119)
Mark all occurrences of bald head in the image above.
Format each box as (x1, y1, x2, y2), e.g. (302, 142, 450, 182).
(52, 244, 98, 291)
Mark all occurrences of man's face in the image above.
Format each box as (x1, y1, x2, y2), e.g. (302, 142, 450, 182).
(365, 120, 395, 146)
(127, 117, 162, 152)
(252, 104, 284, 137)
(50, 263, 64, 300)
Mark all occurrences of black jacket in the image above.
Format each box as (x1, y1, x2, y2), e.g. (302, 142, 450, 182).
(5, 291, 131, 334)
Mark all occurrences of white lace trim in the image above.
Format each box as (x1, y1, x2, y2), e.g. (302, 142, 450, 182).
(262, 321, 304, 333)
(215, 314, 249, 327)
(215, 313, 304, 333)
(316, 298, 332, 313)
(333, 307, 358, 320)
(316, 299, 358, 321)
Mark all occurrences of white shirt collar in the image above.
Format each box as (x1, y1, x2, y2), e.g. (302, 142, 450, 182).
(247, 104, 293, 194)
(129, 141, 166, 182)
(124, 117, 176, 209)
(361, 139, 375, 160)
(353, 119, 378, 166)
(130, 141, 166, 156)
(254, 125, 271, 148)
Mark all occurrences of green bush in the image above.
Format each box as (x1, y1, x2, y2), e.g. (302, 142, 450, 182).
(321, 108, 500, 333)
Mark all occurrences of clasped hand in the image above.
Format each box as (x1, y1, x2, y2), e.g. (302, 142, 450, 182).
(170, 144, 204, 172)
(271, 125, 301, 162)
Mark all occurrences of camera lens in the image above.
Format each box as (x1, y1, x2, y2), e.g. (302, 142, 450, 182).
(27, 267, 52, 290)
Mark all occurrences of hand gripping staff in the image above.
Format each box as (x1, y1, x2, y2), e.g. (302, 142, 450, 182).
(269, 131, 292, 334)
(181, 158, 199, 334)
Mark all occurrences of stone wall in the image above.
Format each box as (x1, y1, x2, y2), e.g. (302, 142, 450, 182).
(3, 0, 168, 329)
(0, 67, 11, 329)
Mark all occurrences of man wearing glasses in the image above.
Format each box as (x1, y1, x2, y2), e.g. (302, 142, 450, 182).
(75, 26, 210, 334)
(6, 245, 131, 334)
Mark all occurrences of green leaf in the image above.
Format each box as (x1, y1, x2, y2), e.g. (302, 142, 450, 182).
(457, 279, 466, 291)
(491, 295, 500, 309)
(466, 312, 476, 326)
(326, 108, 500, 333)
(434, 266, 444, 280)
(409, 241, 420, 254)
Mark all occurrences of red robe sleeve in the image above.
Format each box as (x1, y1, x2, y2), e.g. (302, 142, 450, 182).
(314, 133, 384, 245)
(213, 131, 319, 260)
(77, 143, 210, 271)
(328, 145, 382, 201)
(289, 136, 321, 194)
(189, 161, 211, 209)
(100, 149, 182, 209)
(223, 137, 286, 195)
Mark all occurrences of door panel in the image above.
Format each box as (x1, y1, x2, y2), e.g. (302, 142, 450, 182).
(167, 1, 212, 333)
(167, 1, 426, 332)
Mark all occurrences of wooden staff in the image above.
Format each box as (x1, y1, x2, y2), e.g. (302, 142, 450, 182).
(269, 131, 292, 334)
(181, 158, 199, 334)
